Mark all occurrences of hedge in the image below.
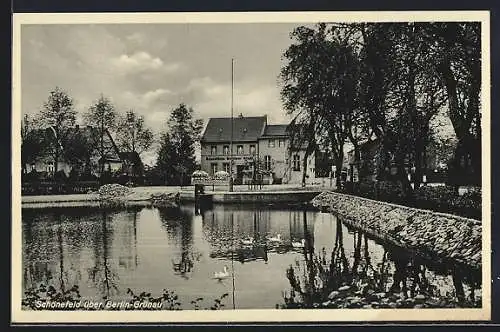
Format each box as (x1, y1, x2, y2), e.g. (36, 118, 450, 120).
(341, 181, 481, 220)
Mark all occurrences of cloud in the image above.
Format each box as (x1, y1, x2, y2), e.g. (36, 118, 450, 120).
(142, 88, 175, 104)
(179, 76, 288, 123)
(111, 51, 165, 73)
(126, 32, 144, 44)
(21, 23, 298, 152)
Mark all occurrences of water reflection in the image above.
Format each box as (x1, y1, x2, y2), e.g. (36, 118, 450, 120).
(283, 215, 482, 309)
(22, 205, 481, 310)
(202, 207, 316, 263)
(158, 207, 202, 279)
(22, 207, 141, 301)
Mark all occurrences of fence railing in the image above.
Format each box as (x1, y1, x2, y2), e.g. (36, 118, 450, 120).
(22, 181, 100, 195)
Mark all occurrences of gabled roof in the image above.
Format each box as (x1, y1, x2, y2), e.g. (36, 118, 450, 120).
(119, 151, 143, 166)
(261, 124, 289, 137)
(201, 116, 267, 143)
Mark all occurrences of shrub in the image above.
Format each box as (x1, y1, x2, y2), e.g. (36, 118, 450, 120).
(376, 181, 406, 204)
(358, 180, 376, 198)
(453, 188, 482, 219)
(413, 185, 459, 213)
(339, 181, 481, 219)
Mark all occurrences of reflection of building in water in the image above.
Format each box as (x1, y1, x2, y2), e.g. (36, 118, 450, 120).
(111, 208, 141, 271)
(201, 206, 315, 255)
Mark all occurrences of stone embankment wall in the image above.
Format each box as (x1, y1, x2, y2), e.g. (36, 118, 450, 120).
(311, 192, 482, 271)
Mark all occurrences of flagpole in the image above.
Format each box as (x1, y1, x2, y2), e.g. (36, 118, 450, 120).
(230, 58, 236, 310)
(229, 58, 234, 192)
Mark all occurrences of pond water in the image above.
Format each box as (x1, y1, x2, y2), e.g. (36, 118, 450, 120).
(22, 203, 481, 310)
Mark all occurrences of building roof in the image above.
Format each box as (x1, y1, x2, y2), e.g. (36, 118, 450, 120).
(262, 124, 289, 137)
(119, 151, 143, 166)
(201, 116, 267, 143)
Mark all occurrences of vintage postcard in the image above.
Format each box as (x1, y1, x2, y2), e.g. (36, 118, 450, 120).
(11, 11, 491, 323)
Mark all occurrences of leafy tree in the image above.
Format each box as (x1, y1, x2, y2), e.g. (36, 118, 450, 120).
(280, 24, 363, 187)
(83, 95, 117, 178)
(21, 128, 50, 175)
(156, 104, 203, 186)
(63, 127, 99, 177)
(115, 110, 154, 155)
(280, 22, 481, 193)
(37, 87, 77, 173)
(431, 22, 481, 186)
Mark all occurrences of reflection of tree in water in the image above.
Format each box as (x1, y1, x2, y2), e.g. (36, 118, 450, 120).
(283, 217, 481, 309)
(158, 207, 201, 279)
(87, 210, 120, 300)
(23, 210, 82, 293)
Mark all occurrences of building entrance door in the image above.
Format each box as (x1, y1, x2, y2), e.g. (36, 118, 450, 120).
(236, 165, 245, 185)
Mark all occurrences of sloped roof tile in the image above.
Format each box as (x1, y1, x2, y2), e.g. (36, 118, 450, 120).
(201, 116, 267, 143)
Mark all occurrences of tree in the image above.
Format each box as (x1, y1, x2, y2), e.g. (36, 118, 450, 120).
(431, 22, 481, 186)
(156, 104, 203, 186)
(115, 110, 154, 155)
(63, 127, 98, 178)
(280, 24, 363, 187)
(84, 95, 117, 179)
(37, 87, 77, 173)
(21, 128, 50, 176)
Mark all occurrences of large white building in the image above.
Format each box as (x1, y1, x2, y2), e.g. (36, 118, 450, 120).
(200, 114, 316, 185)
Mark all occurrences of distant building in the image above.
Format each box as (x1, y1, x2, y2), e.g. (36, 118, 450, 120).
(22, 125, 142, 181)
(119, 151, 145, 179)
(345, 138, 445, 183)
(200, 115, 316, 185)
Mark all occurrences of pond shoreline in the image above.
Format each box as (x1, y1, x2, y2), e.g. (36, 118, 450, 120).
(311, 192, 482, 273)
(21, 185, 327, 206)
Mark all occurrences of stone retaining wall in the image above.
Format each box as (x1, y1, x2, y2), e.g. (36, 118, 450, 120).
(311, 192, 482, 271)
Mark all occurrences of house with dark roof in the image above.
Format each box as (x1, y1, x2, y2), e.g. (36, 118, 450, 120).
(22, 125, 124, 180)
(200, 114, 316, 185)
(119, 151, 144, 179)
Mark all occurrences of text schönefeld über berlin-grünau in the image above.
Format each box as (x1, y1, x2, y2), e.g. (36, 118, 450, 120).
(33, 300, 163, 310)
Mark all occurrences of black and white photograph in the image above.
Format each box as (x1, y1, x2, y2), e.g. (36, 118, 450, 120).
(11, 11, 491, 323)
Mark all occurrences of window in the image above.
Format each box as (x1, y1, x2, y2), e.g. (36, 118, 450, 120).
(264, 155, 272, 171)
(278, 139, 283, 147)
(211, 163, 218, 175)
(237, 145, 244, 155)
(249, 145, 256, 155)
(223, 163, 230, 173)
(211, 145, 217, 155)
(223, 145, 229, 155)
(268, 139, 275, 148)
(47, 161, 55, 173)
(293, 154, 300, 171)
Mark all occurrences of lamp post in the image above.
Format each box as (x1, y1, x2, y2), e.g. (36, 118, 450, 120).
(229, 58, 234, 192)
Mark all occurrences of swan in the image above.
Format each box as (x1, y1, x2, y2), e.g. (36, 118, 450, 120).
(268, 234, 282, 243)
(213, 266, 230, 280)
(292, 239, 306, 248)
(241, 237, 254, 245)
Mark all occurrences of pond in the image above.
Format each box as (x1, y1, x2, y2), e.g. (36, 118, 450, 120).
(21, 203, 482, 310)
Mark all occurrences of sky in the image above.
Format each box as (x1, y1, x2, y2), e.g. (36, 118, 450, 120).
(20, 22, 458, 166)
(21, 23, 308, 164)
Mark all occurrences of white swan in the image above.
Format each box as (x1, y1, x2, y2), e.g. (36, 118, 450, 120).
(241, 237, 254, 245)
(292, 239, 306, 248)
(268, 234, 282, 243)
(213, 266, 230, 280)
